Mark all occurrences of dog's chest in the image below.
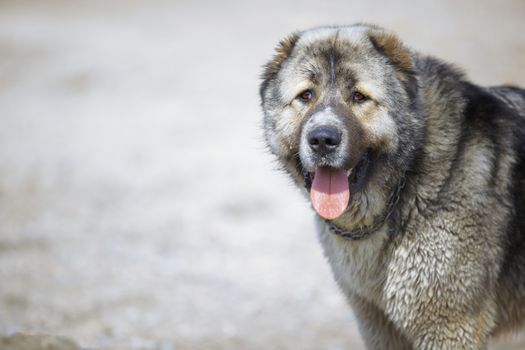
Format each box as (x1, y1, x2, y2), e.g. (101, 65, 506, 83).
(317, 222, 389, 305)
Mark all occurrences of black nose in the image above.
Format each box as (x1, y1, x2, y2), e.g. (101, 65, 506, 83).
(307, 126, 342, 154)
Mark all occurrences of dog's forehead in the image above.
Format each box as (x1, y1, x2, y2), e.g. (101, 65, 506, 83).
(296, 25, 370, 48)
(277, 25, 388, 102)
(290, 25, 377, 72)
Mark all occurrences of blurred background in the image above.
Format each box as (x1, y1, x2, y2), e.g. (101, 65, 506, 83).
(0, 0, 524, 349)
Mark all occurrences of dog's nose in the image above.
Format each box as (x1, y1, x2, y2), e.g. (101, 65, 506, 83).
(307, 126, 341, 154)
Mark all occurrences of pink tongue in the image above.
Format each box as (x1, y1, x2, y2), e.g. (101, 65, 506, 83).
(310, 167, 350, 220)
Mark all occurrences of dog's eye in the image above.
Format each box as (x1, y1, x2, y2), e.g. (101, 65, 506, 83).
(297, 89, 313, 102)
(351, 91, 368, 103)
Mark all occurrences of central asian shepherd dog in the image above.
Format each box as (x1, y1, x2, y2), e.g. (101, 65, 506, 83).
(259, 24, 525, 349)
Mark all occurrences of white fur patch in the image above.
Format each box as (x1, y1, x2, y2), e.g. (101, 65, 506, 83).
(274, 108, 301, 149)
(279, 79, 312, 105)
(360, 107, 398, 148)
(296, 27, 337, 47)
(306, 107, 340, 127)
(355, 81, 386, 101)
(339, 25, 369, 44)
(297, 25, 369, 49)
(318, 219, 389, 302)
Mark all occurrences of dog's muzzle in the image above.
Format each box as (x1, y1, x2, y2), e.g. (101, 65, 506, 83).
(297, 105, 371, 220)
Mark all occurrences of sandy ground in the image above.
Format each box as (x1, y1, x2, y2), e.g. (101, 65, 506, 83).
(0, 0, 524, 349)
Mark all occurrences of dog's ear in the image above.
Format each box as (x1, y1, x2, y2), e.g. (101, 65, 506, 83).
(260, 32, 300, 97)
(367, 29, 413, 74)
(367, 28, 417, 99)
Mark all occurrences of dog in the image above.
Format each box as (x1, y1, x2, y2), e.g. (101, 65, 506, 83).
(260, 24, 525, 349)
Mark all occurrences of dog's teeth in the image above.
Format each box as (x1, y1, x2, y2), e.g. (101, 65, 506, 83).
(346, 169, 352, 177)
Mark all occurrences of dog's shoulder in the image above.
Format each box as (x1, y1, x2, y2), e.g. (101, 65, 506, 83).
(489, 85, 525, 117)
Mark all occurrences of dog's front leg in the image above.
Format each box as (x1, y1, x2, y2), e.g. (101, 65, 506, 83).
(387, 290, 495, 350)
(384, 229, 499, 350)
(410, 322, 491, 350)
(349, 292, 413, 350)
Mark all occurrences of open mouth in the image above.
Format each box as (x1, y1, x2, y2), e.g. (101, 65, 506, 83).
(297, 151, 371, 220)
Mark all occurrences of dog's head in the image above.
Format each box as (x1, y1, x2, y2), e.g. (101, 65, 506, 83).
(260, 24, 423, 230)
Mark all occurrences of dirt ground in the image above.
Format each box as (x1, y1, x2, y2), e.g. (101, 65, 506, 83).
(0, 0, 524, 349)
